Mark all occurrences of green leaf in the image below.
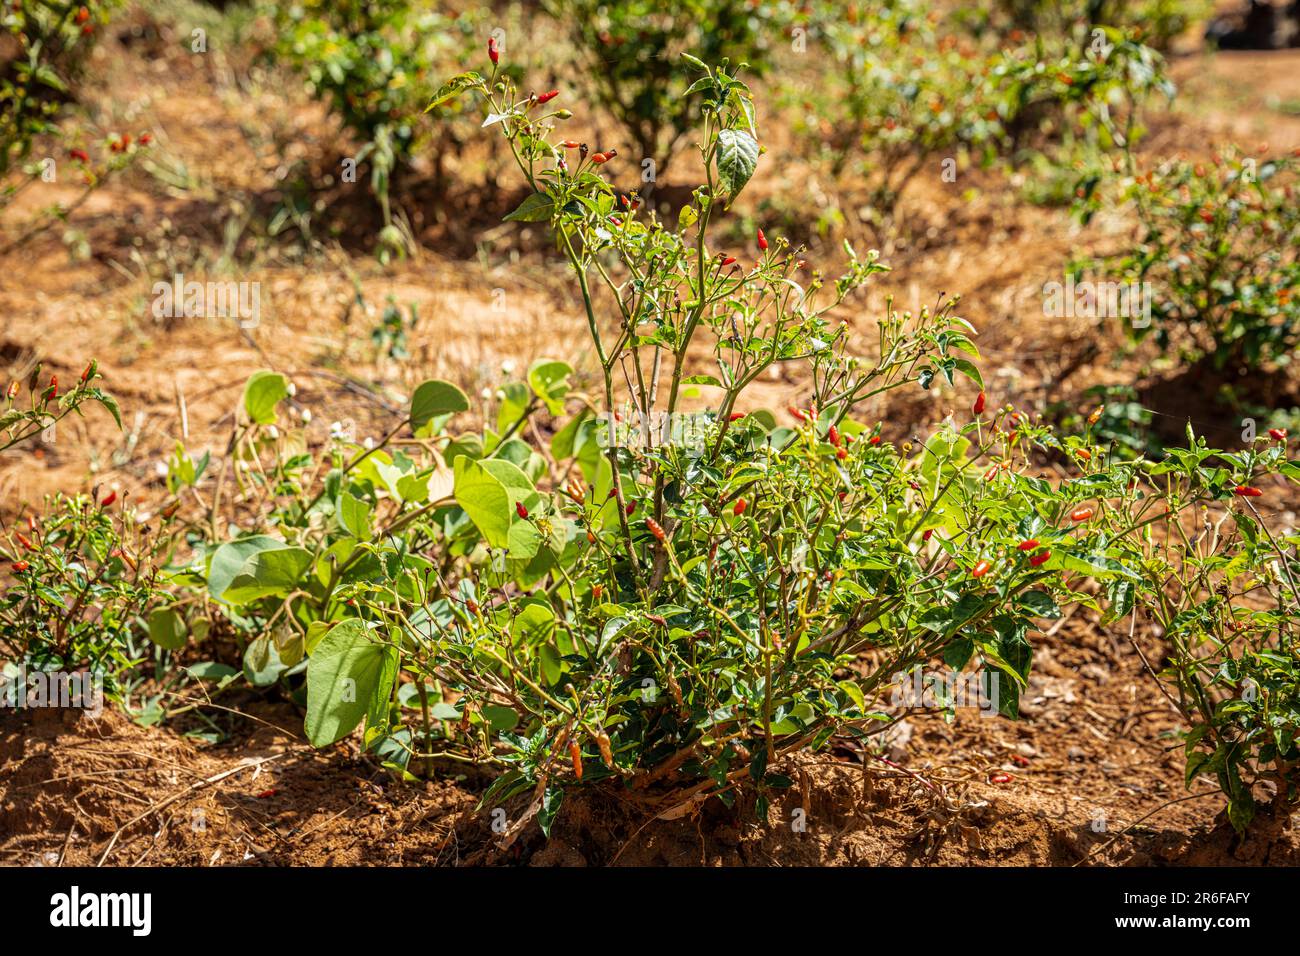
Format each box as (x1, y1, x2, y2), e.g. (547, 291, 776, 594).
(527, 359, 572, 414)
(551, 410, 591, 461)
(511, 599, 556, 646)
(243, 633, 288, 687)
(409, 379, 469, 430)
(187, 662, 239, 682)
(338, 491, 373, 540)
(538, 784, 564, 837)
(222, 546, 314, 604)
(207, 535, 290, 601)
(953, 358, 983, 390)
(453, 457, 512, 548)
(305, 621, 399, 747)
(243, 370, 289, 425)
(426, 71, 483, 111)
(147, 607, 187, 650)
(504, 193, 555, 223)
(481, 704, 518, 734)
(715, 129, 759, 199)
(94, 391, 123, 429)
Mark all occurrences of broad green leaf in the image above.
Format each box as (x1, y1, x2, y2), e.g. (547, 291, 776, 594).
(511, 598, 556, 646)
(409, 379, 469, 430)
(187, 662, 238, 682)
(338, 491, 372, 540)
(243, 370, 289, 425)
(305, 621, 398, 747)
(453, 457, 512, 548)
(715, 128, 759, 198)
(243, 632, 288, 687)
(527, 359, 572, 414)
(504, 193, 555, 223)
(222, 546, 314, 604)
(207, 535, 290, 601)
(147, 607, 187, 650)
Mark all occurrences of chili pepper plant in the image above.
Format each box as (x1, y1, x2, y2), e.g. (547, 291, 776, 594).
(148, 56, 1300, 838)
(1091, 148, 1300, 371)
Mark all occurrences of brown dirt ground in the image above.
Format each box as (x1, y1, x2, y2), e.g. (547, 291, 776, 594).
(2, 6, 1299, 866)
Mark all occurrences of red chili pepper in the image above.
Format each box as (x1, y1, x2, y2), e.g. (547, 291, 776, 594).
(562, 140, 580, 149)
(537, 89, 559, 104)
(596, 732, 614, 769)
(1070, 506, 1094, 522)
(138, 133, 151, 146)
(80, 360, 96, 382)
(1268, 428, 1287, 442)
(255, 788, 278, 799)
(586, 530, 597, 544)
(75, 6, 89, 24)
(590, 152, 608, 164)
(1233, 485, 1262, 497)
(1017, 539, 1039, 551)
(515, 501, 529, 518)
(5, 382, 17, 400)
(100, 490, 117, 507)
(972, 391, 986, 415)
(568, 739, 583, 780)
(16, 533, 34, 551)
(1029, 550, 1051, 567)
(591, 584, 603, 601)
(828, 425, 841, 447)
(972, 559, 993, 579)
(728, 412, 745, 422)
(12, 561, 30, 572)
(466, 598, 479, 614)
(756, 228, 768, 251)
(721, 256, 737, 267)
(869, 435, 881, 445)
(836, 447, 848, 460)
(733, 498, 747, 517)
(922, 528, 934, 541)
(625, 501, 636, 515)
(788, 406, 807, 422)
(69, 148, 89, 163)
(1011, 754, 1031, 768)
(488, 37, 499, 65)
(646, 517, 666, 542)
(989, 772, 1013, 784)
